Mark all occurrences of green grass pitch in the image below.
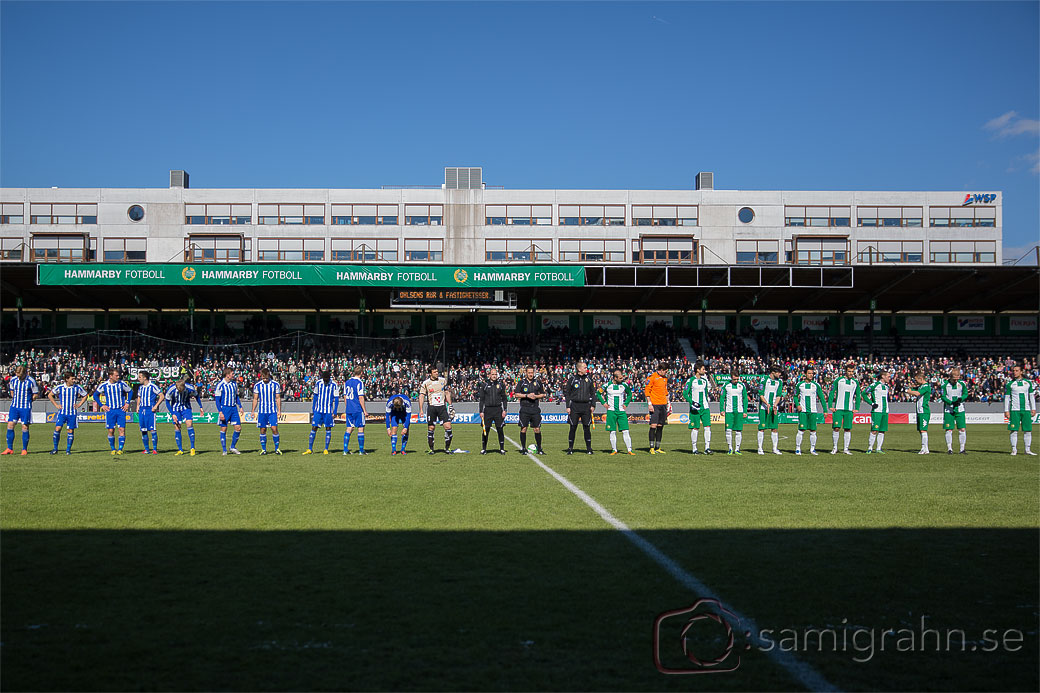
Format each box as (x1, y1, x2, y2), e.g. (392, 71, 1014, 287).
(2, 422, 1037, 691)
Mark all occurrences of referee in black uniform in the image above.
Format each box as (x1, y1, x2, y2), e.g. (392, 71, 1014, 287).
(478, 368, 508, 455)
(565, 361, 595, 455)
(515, 365, 545, 454)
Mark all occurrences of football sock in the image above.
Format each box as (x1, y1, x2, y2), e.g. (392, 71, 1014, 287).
(343, 431, 351, 451)
(843, 431, 851, 451)
(308, 429, 317, 451)
(151, 431, 158, 451)
(704, 429, 711, 448)
(654, 426, 663, 448)
(771, 432, 779, 451)
(622, 430, 632, 451)
(568, 423, 577, 449)
(481, 429, 489, 450)
(391, 434, 397, 453)
(428, 431, 435, 451)
(920, 431, 928, 451)
(6, 429, 14, 450)
(142, 433, 150, 451)
(66, 431, 74, 453)
(520, 431, 527, 449)
(795, 430, 803, 451)
(22, 431, 29, 451)
(832, 430, 839, 450)
(649, 427, 655, 447)
(583, 424, 592, 451)
(534, 431, 542, 450)
(868, 432, 877, 451)
(809, 431, 817, 450)
(232, 431, 241, 449)
(444, 430, 452, 450)
(175, 430, 183, 451)
(691, 428, 699, 451)
(609, 431, 617, 451)
(356, 433, 363, 453)
(1025, 432, 1032, 451)
(876, 433, 884, 450)
(53, 430, 61, 451)
(958, 430, 966, 452)
(734, 431, 742, 450)
(945, 430, 953, 450)
(726, 429, 733, 450)
(324, 430, 332, 450)
(222, 431, 229, 453)
(1010, 432, 1017, 453)
(260, 434, 267, 452)
(108, 435, 116, 451)
(401, 433, 408, 452)
(757, 431, 765, 451)
(117, 435, 125, 451)
(187, 428, 195, 448)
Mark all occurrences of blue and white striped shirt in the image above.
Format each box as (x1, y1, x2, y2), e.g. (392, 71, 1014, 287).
(311, 380, 340, 414)
(342, 378, 366, 414)
(95, 380, 132, 409)
(165, 384, 197, 411)
(213, 380, 240, 409)
(8, 376, 38, 409)
(385, 394, 413, 417)
(253, 379, 281, 414)
(54, 384, 86, 415)
(136, 382, 161, 408)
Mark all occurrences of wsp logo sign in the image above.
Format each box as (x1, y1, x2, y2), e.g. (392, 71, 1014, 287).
(962, 193, 997, 206)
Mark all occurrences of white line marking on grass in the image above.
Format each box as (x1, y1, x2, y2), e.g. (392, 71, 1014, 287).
(505, 435, 837, 692)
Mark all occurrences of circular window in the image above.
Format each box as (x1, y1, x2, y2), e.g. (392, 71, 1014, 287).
(127, 205, 145, 222)
(738, 207, 755, 223)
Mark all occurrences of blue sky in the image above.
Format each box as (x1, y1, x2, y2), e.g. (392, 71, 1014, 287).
(2, 1, 1037, 255)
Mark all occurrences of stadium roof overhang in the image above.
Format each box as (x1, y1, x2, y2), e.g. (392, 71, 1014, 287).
(0, 263, 1036, 314)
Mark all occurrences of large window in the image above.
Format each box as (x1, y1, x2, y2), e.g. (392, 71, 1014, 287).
(929, 207, 996, 228)
(735, 240, 779, 265)
(784, 206, 851, 227)
(485, 239, 553, 262)
(857, 206, 922, 227)
(185, 204, 252, 225)
(792, 237, 849, 265)
(632, 205, 698, 227)
(31, 233, 90, 262)
(632, 236, 697, 264)
(103, 238, 147, 263)
(929, 241, 996, 264)
(856, 240, 923, 264)
(185, 235, 247, 263)
(485, 205, 553, 226)
(1, 203, 24, 224)
(258, 238, 324, 261)
(330, 204, 398, 225)
(559, 205, 625, 226)
(331, 238, 397, 262)
(30, 203, 97, 225)
(559, 239, 626, 262)
(1, 237, 24, 261)
(404, 205, 443, 226)
(404, 239, 443, 261)
(258, 204, 325, 225)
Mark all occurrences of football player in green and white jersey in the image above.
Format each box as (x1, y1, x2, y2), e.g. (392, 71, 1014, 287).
(1005, 364, 1037, 456)
(940, 367, 969, 454)
(907, 370, 933, 454)
(794, 366, 825, 456)
(828, 362, 861, 455)
(721, 369, 748, 455)
(682, 360, 713, 455)
(757, 365, 785, 455)
(596, 370, 635, 455)
(863, 370, 891, 454)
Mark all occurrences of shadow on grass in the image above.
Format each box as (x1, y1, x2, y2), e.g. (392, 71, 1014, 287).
(2, 529, 1036, 691)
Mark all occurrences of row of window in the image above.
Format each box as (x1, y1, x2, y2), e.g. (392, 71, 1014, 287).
(7, 202, 996, 227)
(4, 234, 997, 266)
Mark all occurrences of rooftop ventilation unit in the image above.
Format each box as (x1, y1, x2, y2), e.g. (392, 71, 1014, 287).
(445, 167, 482, 189)
(170, 170, 190, 189)
(695, 172, 713, 190)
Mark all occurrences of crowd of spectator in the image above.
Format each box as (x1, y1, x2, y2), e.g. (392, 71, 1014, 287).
(1, 326, 1036, 412)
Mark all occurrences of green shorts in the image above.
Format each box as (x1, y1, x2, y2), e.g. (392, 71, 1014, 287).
(916, 413, 930, 432)
(758, 408, 779, 430)
(870, 412, 888, 432)
(797, 412, 818, 431)
(724, 412, 745, 431)
(688, 408, 711, 430)
(832, 410, 855, 430)
(1007, 411, 1033, 432)
(943, 411, 966, 430)
(605, 411, 630, 432)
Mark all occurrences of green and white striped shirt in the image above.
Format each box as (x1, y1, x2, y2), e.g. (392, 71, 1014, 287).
(915, 384, 932, 416)
(683, 376, 711, 409)
(1005, 378, 1036, 413)
(795, 381, 824, 414)
(761, 377, 784, 408)
(864, 382, 889, 415)
(941, 381, 967, 414)
(829, 377, 861, 411)
(721, 382, 747, 414)
(597, 382, 633, 412)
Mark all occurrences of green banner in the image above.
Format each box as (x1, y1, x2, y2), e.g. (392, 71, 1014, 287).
(714, 374, 767, 385)
(38, 264, 584, 288)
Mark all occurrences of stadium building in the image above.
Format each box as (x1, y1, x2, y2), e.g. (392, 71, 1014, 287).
(0, 167, 1036, 354)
